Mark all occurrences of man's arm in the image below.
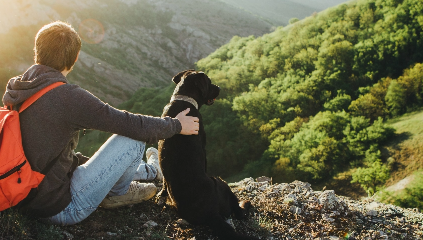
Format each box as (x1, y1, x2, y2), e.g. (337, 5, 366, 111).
(59, 85, 192, 144)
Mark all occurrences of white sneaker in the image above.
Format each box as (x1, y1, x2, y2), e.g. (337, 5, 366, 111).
(146, 147, 163, 181)
(100, 181, 157, 209)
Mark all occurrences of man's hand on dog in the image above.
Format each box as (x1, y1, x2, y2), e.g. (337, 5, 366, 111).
(175, 108, 199, 135)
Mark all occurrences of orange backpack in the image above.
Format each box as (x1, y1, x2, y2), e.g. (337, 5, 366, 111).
(0, 82, 64, 211)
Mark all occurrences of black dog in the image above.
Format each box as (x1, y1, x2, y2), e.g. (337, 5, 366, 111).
(158, 70, 257, 240)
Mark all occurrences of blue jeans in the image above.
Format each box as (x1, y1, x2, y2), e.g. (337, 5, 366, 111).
(47, 135, 156, 225)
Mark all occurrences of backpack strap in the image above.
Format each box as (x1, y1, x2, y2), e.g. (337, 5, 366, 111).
(19, 82, 65, 113)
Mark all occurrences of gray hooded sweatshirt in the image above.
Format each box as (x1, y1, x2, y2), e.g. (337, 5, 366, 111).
(2, 64, 181, 217)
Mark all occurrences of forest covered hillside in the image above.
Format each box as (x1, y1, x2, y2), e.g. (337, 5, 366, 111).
(78, 0, 423, 207)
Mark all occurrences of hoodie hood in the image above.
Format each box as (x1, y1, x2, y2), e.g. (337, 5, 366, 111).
(2, 64, 67, 107)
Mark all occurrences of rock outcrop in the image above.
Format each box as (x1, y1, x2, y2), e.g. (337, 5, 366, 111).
(230, 177, 423, 239)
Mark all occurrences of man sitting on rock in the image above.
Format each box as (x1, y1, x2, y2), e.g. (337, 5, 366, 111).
(2, 21, 199, 225)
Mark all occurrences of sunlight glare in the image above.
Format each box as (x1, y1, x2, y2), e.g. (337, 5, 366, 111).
(79, 19, 105, 44)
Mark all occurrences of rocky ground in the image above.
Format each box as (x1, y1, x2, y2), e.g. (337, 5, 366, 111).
(42, 176, 422, 240)
(3, 177, 419, 239)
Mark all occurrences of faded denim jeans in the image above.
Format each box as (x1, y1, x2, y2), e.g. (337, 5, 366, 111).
(47, 134, 157, 225)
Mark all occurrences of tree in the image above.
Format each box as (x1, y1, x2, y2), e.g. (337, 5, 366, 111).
(385, 80, 407, 116)
(351, 160, 390, 196)
(324, 90, 351, 112)
(348, 93, 385, 121)
(297, 137, 343, 180)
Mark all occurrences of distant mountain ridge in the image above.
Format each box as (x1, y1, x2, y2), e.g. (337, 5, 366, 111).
(0, 0, 272, 104)
(0, 0, 354, 105)
(290, 0, 352, 10)
(0, 0, 352, 105)
(219, 0, 351, 26)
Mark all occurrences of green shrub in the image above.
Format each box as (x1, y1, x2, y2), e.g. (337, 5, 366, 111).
(351, 160, 390, 196)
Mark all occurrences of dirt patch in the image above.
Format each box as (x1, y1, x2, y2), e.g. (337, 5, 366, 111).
(385, 174, 416, 192)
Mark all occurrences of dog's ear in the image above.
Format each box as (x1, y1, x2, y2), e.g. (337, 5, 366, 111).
(172, 69, 195, 84)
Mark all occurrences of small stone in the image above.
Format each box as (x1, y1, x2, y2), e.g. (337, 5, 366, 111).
(258, 185, 267, 191)
(143, 220, 158, 228)
(290, 206, 302, 214)
(367, 210, 378, 217)
(63, 231, 74, 240)
(366, 201, 380, 210)
(226, 218, 235, 229)
(318, 190, 340, 210)
(256, 176, 272, 183)
(327, 236, 340, 240)
(322, 214, 335, 222)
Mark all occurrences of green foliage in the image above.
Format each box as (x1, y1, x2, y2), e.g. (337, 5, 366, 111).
(201, 99, 268, 177)
(390, 63, 423, 114)
(348, 62, 423, 121)
(393, 185, 423, 210)
(200, 0, 423, 132)
(194, 0, 423, 184)
(266, 111, 394, 183)
(348, 93, 385, 121)
(323, 90, 351, 112)
(380, 171, 423, 210)
(80, 0, 422, 186)
(385, 80, 407, 116)
(350, 134, 393, 197)
(351, 160, 390, 196)
(119, 85, 175, 116)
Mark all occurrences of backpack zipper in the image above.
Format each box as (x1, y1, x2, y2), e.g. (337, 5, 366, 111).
(17, 170, 22, 183)
(0, 160, 27, 182)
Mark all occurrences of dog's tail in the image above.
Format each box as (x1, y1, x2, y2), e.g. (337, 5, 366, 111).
(207, 215, 258, 240)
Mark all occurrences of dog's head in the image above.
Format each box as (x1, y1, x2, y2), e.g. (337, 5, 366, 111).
(172, 70, 220, 107)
